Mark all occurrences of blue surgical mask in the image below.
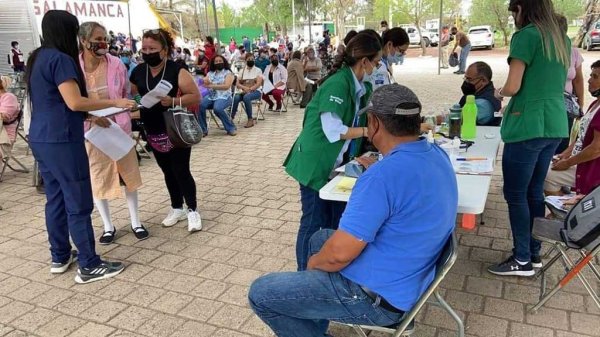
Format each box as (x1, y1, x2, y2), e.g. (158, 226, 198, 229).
(387, 52, 401, 65)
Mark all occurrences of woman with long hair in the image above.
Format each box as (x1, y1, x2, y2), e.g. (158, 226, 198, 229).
(488, 0, 571, 277)
(27, 10, 136, 283)
(198, 55, 236, 136)
(78, 21, 147, 245)
(283, 31, 382, 271)
(129, 28, 202, 232)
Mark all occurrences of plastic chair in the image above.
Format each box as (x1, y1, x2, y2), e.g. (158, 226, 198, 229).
(338, 232, 465, 337)
(530, 187, 600, 313)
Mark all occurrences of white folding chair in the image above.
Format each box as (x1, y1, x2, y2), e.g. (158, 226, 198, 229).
(337, 233, 464, 337)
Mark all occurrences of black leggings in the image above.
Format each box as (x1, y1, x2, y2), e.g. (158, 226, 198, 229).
(153, 147, 197, 211)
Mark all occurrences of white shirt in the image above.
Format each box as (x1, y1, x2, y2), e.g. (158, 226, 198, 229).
(237, 66, 263, 90)
(369, 59, 394, 91)
(263, 65, 288, 91)
(320, 69, 366, 169)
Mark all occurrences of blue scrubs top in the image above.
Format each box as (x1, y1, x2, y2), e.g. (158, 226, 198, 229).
(29, 48, 86, 143)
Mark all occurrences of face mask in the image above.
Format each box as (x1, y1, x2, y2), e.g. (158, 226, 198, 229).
(142, 51, 163, 67)
(271, 60, 279, 66)
(88, 41, 108, 56)
(367, 115, 380, 148)
(388, 51, 401, 65)
(214, 63, 224, 71)
(592, 88, 600, 97)
(461, 81, 478, 96)
(246, 60, 255, 68)
(121, 56, 130, 65)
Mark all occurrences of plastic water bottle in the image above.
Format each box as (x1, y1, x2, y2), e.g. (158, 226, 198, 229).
(449, 104, 462, 139)
(461, 95, 477, 140)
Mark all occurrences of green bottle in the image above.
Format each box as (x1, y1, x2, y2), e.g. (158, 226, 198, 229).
(461, 95, 477, 140)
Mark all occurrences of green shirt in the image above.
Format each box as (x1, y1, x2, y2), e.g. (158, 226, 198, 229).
(283, 66, 371, 191)
(501, 24, 570, 143)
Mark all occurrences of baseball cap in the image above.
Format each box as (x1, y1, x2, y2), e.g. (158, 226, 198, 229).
(359, 84, 422, 116)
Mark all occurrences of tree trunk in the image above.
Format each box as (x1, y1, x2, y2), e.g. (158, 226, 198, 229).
(575, 0, 600, 48)
(501, 28, 509, 47)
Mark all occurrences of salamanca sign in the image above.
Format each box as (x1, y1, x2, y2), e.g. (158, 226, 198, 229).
(33, 0, 126, 18)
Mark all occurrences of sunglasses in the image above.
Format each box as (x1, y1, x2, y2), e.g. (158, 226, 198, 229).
(142, 29, 168, 47)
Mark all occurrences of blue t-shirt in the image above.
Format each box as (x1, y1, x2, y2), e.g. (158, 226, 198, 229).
(475, 98, 495, 126)
(29, 48, 85, 143)
(339, 139, 458, 311)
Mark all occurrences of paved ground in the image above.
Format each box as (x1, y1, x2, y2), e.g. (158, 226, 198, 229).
(1, 51, 600, 337)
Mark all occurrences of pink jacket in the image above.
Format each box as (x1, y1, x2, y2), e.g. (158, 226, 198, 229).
(79, 53, 132, 135)
(0, 92, 19, 142)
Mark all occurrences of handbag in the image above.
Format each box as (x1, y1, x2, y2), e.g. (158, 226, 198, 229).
(564, 91, 583, 119)
(449, 52, 459, 67)
(162, 97, 202, 148)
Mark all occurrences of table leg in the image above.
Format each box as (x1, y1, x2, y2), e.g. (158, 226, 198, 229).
(461, 214, 476, 230)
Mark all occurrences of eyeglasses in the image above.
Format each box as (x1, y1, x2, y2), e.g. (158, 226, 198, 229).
(463, 76, 482, 83)
(142, 29, 168, 47)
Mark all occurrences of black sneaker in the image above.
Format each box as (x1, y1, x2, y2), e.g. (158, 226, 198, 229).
(50, 251, 78, 274)
(531, 255, 543, 268)
(74, 261, 125, 284)
(487, 256, 535, 277)
(98, 230, 116, 245)
(132, 225, 149, 241)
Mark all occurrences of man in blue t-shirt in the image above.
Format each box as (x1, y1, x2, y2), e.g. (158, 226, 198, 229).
(248, 84, 458, 337)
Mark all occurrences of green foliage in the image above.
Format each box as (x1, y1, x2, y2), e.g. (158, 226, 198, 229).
(553, 0, 586, 21)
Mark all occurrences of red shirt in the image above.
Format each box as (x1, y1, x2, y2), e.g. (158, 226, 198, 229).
(575, 101, 600, 194)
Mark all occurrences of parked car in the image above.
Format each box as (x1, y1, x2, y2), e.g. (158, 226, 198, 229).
(468, 25, 495, 50)
(403, 26, 437, 47)
(427, 28, 440, 47)
(583, 21, 600, 51)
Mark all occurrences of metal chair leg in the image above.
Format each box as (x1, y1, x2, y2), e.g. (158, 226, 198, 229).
(7, 156, 29, 173)
(350, 325, 369, 337)
(433, 291, 465, 337)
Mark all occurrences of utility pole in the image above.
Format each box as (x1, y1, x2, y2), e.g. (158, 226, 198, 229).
(211, 0, 220, 52)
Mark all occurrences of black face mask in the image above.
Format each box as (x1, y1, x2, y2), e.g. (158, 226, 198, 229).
(592, 88, 600, 97)
(271, 60, 279, 66)
(214, 63, 225, 71)
(88, 41, 108, 56)
(246, 60, 255, 68)
(142, 51, 163, 67)
(461, 81, 478, 96)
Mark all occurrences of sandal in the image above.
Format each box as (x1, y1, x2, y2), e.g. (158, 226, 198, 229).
(99, 230, 116, 245)
(132, 225, 149, 241)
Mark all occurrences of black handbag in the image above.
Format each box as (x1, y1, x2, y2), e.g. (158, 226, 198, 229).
(163, 98, 202, 148)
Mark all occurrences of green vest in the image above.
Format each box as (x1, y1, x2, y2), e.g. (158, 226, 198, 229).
(283, 66, 372, 191)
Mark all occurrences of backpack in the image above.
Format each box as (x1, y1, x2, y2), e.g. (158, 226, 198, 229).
(561, 185, 600, 250)
(449, 52, 459, 67)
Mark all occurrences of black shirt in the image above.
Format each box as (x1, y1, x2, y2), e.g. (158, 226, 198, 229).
(130, 60, 180, 134)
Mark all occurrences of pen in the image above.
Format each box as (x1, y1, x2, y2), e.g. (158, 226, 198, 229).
(456, 157, 487, 161)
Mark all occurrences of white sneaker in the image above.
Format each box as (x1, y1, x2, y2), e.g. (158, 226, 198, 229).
(187, 210, 202, 232)
(162, 208, 187, 227)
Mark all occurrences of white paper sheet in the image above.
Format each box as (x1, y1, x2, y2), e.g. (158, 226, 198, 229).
(262, 78, 275, 94)
(452, 157, 495, 175)
(140, 80, 173, 108)
(545, 194, 577, 212)
(84, 120, 135, 161)
(89, 107, 128, 118)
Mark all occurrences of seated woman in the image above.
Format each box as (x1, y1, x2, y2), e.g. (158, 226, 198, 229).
(262, 54, 288, 111)
(286, 51, 306, 103)
(231, 53, 263, 128)
(0, 76, 20, 158)
(198, 55, 236, 136)
(545, 60, 600, 196)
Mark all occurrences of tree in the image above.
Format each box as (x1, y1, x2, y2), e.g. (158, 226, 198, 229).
(575, 0, 600, 47)
(394, 0, 439, 55)
(553, 0, 587, 22)
(469, 0, 510, 46)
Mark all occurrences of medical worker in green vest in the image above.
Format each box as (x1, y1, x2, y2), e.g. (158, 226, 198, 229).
(284, 32, 382, 270)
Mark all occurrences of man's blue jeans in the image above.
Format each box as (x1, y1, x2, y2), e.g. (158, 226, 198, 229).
(459, 43, 471, 72)
(249, 229, 404, 337)
(231, 90, 261, 120)
(198, 97, 235, 134)
(502, 138, 561, 262)
(297, 184, 346, 271)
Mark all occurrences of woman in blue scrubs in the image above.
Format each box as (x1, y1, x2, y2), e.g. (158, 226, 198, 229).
(26, 10, 136, 284)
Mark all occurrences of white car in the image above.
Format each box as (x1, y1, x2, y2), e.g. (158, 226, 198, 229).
(404, 26, 436, 47)
(468, 26, 495, 50)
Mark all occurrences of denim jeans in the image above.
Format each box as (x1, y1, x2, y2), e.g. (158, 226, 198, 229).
(198, 97, 235, 134)
(458, 43, 471, 72)
(502, 138, 561, 262)
(297, 184, 346, 271)
(249, 229, 404, 337)
(231, 90, 261, 120)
